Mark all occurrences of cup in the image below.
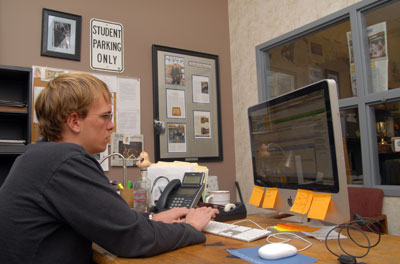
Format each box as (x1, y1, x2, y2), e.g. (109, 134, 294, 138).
(205, 190, 230, 206)
(120, 189, 133, 208)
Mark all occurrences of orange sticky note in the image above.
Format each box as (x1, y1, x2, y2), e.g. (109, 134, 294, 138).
(249, 185, 265, 206)
(276, 224, 321, 232)
(262, 187, 278, 208)
(290, 189, 314, 215)
(274, 226, 292, 232)
(307, 193, 332, 220)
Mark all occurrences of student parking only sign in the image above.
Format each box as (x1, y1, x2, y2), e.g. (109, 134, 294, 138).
(90, 18, 124, 73)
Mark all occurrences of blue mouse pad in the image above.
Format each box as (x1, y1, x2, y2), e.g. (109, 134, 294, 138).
(226, 246, 317, 264)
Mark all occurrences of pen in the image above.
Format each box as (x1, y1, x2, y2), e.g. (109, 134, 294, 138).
(118, 183, 124, 190)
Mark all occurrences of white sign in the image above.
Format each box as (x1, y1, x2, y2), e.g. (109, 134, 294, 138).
(90, 18, 124, 72)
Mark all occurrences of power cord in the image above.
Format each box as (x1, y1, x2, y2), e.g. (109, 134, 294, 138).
(266, 232, 313, 252)
(230, 219, 312, 252)
(231, 219, 267, 230)
(324, 215, 382, 264)
(150, 176, 170, 194)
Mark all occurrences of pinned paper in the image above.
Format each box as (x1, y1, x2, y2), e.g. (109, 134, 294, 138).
(307, 193, 332, 220)
(249, 186, 265, 206)
(262, 187, 278, 208)
(290, 189, 314, 215)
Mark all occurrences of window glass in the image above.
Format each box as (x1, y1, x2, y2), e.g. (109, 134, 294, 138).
(265, 20, 353, 99)
(365, 1, 400, 94)
(341, 108, 363, 185)
(373, 101, 400, 185)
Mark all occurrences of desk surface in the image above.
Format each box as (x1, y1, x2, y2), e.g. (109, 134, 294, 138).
(93, 214, 400, 264)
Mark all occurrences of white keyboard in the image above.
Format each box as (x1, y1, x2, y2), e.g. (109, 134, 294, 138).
(203, 221, 271, 242)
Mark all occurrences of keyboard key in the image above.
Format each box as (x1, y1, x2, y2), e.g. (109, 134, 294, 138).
(204, 221, 271, 242)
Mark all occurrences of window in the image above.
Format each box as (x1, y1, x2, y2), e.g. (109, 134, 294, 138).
(256, 0, 400, 196)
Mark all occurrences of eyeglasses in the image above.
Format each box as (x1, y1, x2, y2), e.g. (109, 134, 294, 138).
(88, 112, 113, 121)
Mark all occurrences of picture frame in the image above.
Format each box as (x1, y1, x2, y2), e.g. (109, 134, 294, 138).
(152, 45, 222, 162)
(41, 8, 81, 61)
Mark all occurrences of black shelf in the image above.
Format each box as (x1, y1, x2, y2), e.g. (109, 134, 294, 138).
(0, 65, 32, 186)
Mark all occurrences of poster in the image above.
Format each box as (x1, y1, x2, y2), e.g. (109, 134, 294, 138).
(165, 55, 185, 85)
(111, 133, 143, 166)
(347, 22, 388, 95)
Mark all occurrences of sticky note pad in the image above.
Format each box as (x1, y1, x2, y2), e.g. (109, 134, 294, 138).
(249, 185, 265, 206)
(262, 187, 278, 208)
(290, 189, 313, 215)
(307, 193, 332, 220)
(274, 226, 292, 232)
(276, 223, 321, 232)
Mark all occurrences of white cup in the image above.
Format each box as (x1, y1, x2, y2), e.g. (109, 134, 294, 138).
(205, 190, 230, 205)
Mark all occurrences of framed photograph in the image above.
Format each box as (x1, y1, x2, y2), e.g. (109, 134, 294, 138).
(41, 8, 81, 61)
(152, 45, 222, 162)
(325, 70, 340, 98)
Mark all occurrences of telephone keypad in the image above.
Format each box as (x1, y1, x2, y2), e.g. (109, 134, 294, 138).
(169, 196, 192, 208)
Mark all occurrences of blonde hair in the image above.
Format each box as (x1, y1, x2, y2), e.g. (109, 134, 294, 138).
(35, 72, 111, 141)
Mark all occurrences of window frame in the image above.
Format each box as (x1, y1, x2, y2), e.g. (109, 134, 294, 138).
(255, 0, 400, 196)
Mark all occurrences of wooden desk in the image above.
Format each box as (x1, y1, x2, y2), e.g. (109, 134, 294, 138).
(93, 214, 400, 263)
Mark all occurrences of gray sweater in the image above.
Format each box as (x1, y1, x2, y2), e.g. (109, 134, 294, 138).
(0, 140, 205, 264)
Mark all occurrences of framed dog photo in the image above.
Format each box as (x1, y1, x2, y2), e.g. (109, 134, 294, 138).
(41, 8, 81, 61)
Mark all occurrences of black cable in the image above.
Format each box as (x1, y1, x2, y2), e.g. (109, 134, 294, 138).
(324, 215, 382, 262)
(235, 181, 244, 204)
(150, 176, 170, 194)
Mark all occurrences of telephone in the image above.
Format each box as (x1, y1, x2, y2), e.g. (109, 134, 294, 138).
(153, 172, 205, 212)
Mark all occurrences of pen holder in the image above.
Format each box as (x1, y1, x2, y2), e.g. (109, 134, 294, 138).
(120, 189, 134, 208)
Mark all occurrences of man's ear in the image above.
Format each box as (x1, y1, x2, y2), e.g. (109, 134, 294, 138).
(65, 112, 81, 133)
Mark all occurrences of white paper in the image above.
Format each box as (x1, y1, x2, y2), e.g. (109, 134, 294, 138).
(147, 165, 195, 201)
(302, 226, 348, 241)
(93, 74, 118, 93)
(33, 86, 45, 123)
(347, 22, 388, 95)
(192, 75, 210, 103)
(166, 89, 186, 118)
(117, 111, 140, 134)
(117, 78, 141, 134)
(193, 110, 211, 138)
(98, 146, 109, 171)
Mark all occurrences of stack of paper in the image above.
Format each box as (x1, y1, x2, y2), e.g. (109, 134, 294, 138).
(147, 161, 208, 202)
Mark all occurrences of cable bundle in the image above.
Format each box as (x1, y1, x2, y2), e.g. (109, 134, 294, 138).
(324, 214, 382, 264)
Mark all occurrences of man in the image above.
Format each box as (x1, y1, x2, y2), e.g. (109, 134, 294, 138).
(0, 72, 218, 264)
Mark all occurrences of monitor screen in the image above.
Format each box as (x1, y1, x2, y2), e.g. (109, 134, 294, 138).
(248, 80, 350, 224)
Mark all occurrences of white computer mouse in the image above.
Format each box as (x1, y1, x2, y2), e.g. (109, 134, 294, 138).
(258, 243, 297, 260)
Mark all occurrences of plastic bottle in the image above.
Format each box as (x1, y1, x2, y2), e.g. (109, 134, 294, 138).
(133, 168, 151, 213)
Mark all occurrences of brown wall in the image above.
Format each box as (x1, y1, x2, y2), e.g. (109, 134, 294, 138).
(0, 0, 236, 199)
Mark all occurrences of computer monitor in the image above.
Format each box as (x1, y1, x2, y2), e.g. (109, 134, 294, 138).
(248, 79, 350, 225)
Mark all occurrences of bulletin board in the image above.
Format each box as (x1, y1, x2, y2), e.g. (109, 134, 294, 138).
(152, 45, 223, 162)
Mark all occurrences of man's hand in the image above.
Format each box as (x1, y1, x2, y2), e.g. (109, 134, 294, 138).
(151, 208, 189, 223)
(184, 207, 219, 231)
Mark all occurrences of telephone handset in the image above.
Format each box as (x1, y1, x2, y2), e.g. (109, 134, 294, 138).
(154, 172, 205, 212)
